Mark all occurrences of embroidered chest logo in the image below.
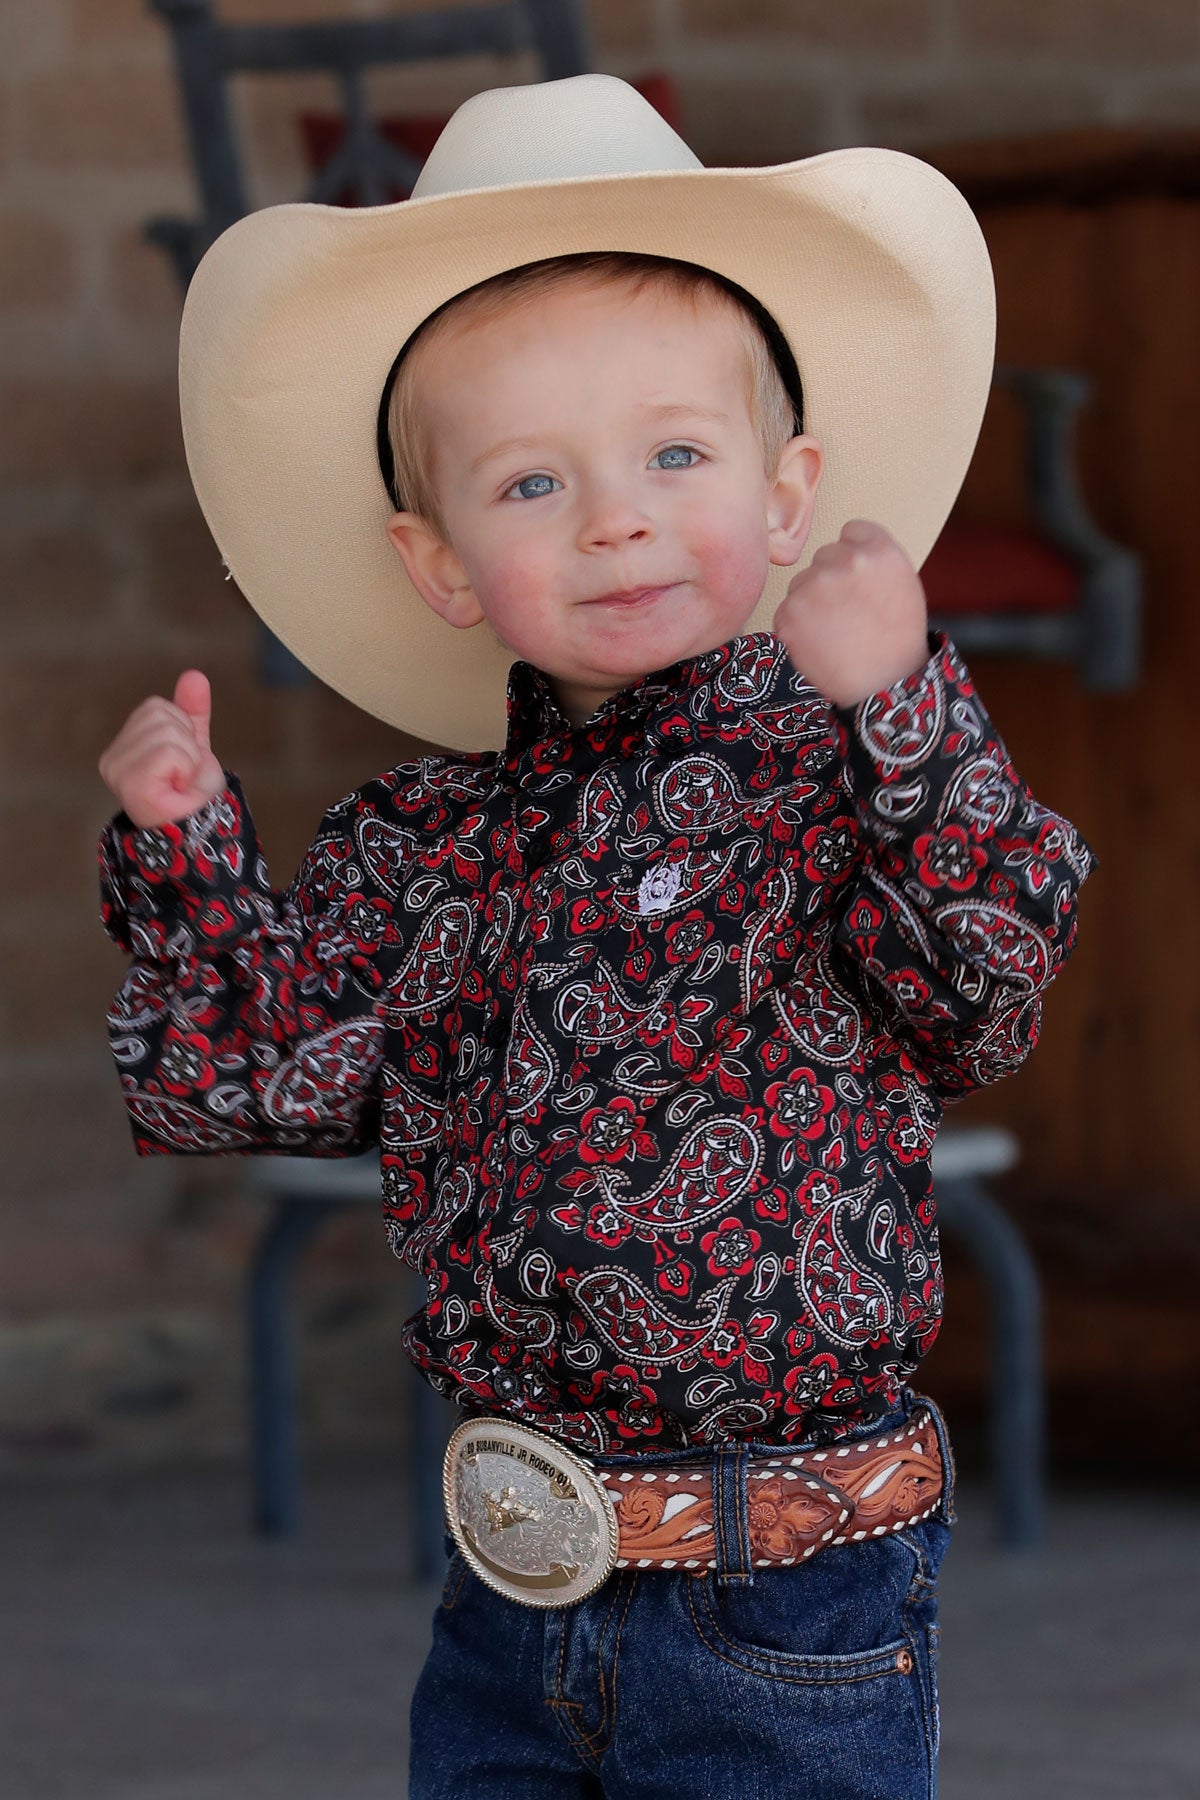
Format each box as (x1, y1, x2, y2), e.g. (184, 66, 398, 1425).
(637, 862, 682, 915)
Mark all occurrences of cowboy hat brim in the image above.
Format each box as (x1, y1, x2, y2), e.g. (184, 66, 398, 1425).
(179, 150, 994, 750)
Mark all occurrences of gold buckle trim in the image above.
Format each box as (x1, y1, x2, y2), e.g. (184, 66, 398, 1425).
(443, 1418, 619, 1608)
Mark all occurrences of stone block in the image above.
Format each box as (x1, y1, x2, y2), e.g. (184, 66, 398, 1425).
(859, 75, 1102, 149)
(1, 789, 117, 914)
(0, 911, 126, 1051)
(108, 223, 182, 327)
(308, 672, 432, 770)
(682, 0, 935, 53)
(176, 656, 302, 772)
(0, 376, 183, 481)
(959, 0, 1200, 61)
(0, 213, 78, 310)
(0, 1, 66, 77)
(21, 66, 186, 173)
(71, 0, 163, 51)
(143, 501, 258, 641)
(675, 72, 835, 165)
(589, 0, 658, 56)
(0, 1078, 152, 1226)
(0, 527, 119, 632)
(0, 647, 291, 781)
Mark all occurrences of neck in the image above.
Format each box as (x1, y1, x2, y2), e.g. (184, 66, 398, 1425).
(547, 674, 624, 730)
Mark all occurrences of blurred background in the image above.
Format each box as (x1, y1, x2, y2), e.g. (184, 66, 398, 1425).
(2, 2, 1198, 1796)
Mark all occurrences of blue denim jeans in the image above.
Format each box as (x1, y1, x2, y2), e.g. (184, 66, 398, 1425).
(409, 1385, 956, 1799)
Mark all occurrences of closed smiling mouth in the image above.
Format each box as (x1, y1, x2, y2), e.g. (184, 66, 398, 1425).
(582, 584, 678, 608)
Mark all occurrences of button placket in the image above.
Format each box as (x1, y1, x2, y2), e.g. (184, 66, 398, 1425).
(524, 828, 555, 871)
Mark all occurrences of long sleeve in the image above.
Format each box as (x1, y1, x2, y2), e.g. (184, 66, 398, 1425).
(828, 632, 1097, 1099)
(98, 769, 390, 1156)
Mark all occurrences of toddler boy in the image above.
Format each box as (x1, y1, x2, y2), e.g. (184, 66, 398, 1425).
(98, 75, 1095, 1799)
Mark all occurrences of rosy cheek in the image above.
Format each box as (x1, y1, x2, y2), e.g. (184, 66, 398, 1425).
(692, 514, 765, 600)
(467, 535, 560, 641)
(486, 545, 550, 610)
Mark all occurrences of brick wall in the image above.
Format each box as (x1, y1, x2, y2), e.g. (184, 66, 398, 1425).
(3, 0, 1199, 1476)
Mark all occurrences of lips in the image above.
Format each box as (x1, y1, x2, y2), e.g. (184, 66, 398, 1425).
(584, 584, 676, 608)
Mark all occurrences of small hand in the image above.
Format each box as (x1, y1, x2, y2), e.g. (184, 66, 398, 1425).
(772, 519, 930, 708)
(97, 669, 227, 829)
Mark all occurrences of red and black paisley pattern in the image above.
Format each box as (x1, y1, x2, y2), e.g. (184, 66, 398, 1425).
(98, 632, 1095, 1453)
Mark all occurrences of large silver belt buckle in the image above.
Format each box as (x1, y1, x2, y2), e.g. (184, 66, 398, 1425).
(443, 1418, 619, 1608)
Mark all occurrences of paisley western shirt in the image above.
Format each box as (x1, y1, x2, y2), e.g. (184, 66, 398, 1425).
(98, 631, 1095, 1454)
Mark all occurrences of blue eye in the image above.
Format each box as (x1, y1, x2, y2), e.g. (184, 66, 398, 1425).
(652, 445, 700, 470)
(509, 473, 561, 500)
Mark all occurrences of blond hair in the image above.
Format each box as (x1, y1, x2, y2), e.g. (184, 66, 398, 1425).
(385, 252, 800, 540)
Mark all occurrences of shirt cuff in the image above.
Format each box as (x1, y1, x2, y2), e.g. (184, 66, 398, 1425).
(828, 630, 978, 834)
(98, 769, 260, 959)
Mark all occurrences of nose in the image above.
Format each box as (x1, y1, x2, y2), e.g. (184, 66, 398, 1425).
(575, 481, 656, 553)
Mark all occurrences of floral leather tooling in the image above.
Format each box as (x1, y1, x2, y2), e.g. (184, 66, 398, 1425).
(98, 631, 1095, 1453)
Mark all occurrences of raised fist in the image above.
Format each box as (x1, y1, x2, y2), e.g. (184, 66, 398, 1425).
(773, 519, 931, 709)
(97, 669, 227, 829)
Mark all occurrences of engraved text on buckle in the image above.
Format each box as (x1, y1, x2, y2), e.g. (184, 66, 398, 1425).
(443, 1419, 619, 1608)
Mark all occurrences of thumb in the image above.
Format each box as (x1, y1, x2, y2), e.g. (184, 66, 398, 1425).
(841, 518, 901, 555)
(173, 668, 212, 752)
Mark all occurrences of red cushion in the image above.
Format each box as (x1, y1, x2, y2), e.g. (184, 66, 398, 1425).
(298, 73, 683, 207)
(922, 522, 1080, 615)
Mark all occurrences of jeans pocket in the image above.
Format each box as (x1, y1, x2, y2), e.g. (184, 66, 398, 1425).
(925, 1621, 941, 1761)
(897, 1521, 946, 1777)
(685, 1535, 921, 1683)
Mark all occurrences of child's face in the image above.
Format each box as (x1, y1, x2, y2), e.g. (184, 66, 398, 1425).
(387, 278, 822, 728)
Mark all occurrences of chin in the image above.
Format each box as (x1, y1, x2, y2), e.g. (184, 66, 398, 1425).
(591, 621, 724, 674)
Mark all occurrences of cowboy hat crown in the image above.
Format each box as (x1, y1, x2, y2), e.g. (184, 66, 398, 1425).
(411, 71, 703, 194)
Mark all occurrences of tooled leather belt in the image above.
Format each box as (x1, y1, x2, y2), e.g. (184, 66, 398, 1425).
(597, 1410, 943, 1571)
(442, 1411, 944, 1608)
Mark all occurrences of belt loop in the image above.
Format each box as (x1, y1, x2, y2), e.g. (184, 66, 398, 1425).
(928, 1389, 964, 1519)
(910, 1391, 958, 1526)
(713, 1443, 754, 1587)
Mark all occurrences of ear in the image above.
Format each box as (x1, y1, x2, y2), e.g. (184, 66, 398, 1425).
(766, 435, 823, 568)
(386, 511, 485, 629)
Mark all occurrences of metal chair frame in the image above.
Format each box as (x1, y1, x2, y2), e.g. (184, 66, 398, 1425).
(930, 365, 1142, 691)
(147, 0, 590, 283)
(247, 1191, 452, 1576)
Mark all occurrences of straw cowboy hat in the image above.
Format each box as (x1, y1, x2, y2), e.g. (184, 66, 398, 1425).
(178, 73, 995, 751)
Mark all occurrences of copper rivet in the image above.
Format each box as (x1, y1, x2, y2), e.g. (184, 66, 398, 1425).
(896, 1649, 914, 1675)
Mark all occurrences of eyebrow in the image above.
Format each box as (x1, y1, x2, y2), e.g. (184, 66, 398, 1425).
(644, 403, 731, 428)
(468, 436, 545, 476)
(467, 405, 733, 477)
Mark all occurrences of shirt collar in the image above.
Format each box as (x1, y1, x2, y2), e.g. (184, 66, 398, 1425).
(498, 632, 806, 781)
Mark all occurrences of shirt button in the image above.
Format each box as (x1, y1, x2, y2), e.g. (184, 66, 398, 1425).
(483, 1017, 509, 1049)
(525, 829, 555, 870)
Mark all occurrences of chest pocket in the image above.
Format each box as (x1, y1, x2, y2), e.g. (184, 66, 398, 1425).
(619, 752, 801, 1005)
(607, 837, 798, 1017)
(616, 841, 734, 920)
(527, 753, 824, 1068)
